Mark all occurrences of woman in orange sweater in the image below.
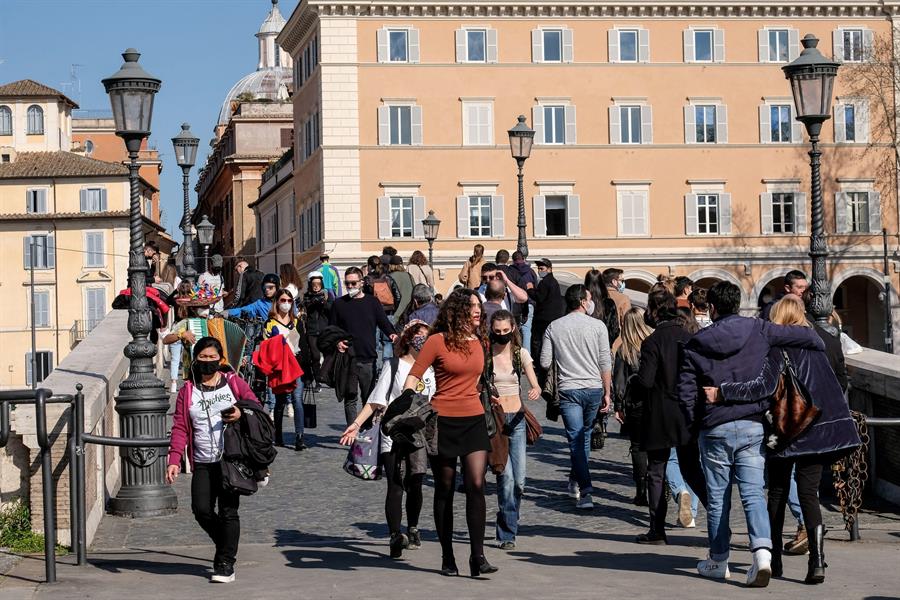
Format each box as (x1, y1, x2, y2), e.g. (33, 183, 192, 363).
(403, 288, 496, 578)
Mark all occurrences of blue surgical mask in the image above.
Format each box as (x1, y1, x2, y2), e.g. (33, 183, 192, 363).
(618, 281, 626, 293)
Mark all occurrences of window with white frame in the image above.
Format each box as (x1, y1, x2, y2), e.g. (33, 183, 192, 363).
(84, 231, 104, 267)
(85, 287, 107, 327)
(616, 188, 649, 236)
(0, 106, 11, 135)
(544, 195, 568, 236)
(685, 28, 724, 63)
(618, 29, 638, 62)
(26, 189, 47, 214)
(620, 105, 643, 144)
(543, 105, 566, 144)
(377, 27, 420, 63)
(610, 102, 652, 144)
(769, 29, 790, 62)
(533, 27, 573, 63)
(25, 351, 52, 386)
(378, 104, 423, 146)
(770, 105, 792, 143)
(389, 29, 408, 61)
(27, 105, 43, 134)
(609, 27, 649, 63)
(463, 102, 493, 146)
(80, 187, 107, 212)
(468, 195, 493, 237)
(696, 194, 719, 234)
(685, 190, 731, 235)
(302, 111, 320, 160)
(24, 234, 54, 269)
(844, 29, 864, 62)
(533, 193, 580, 238)
(467, 29, 486, 61)
(456, 28, 497, 63)
(84, 140, 94, 157)
(693, 30, 713, 61)
(695, 105, 717, 143)
(390, 196, 414, 237)
(848, 191, 871, 232)
(835, 100, 868, 143)
(543, 29, 562, 62)
(772, 192, 795, 233)
(32, 290, 49, 327)
(390, 106, 411, 145)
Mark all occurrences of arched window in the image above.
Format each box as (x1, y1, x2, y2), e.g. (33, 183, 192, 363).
(27, 105, 44, 135)
(84, 140, 94, 157)
(0, 106, 11, 135)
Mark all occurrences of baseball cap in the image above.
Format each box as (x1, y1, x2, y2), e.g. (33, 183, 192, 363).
(535, 258, 553, 268)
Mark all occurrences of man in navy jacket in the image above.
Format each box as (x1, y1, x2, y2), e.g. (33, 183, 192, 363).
(677, 281, 823, 587)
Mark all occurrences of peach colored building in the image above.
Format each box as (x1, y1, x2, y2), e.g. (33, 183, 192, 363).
(277, 0, 900, 351)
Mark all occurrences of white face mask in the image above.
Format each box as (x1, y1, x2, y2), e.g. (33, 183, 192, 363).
(585, 300, 596, 315)
(278, 302, 292, 313)
(618, 281, 626, 293)
(347, 287, 361, 298)
(538, 271, 548, 280)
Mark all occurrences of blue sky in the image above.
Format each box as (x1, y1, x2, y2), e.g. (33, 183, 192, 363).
(0, 0, 299, 239)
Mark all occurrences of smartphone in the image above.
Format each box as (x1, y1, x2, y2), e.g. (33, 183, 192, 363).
(220, 406, 237, 418)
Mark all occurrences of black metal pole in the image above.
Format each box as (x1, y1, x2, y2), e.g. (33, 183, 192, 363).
(806, 131, 832, 329)
(67, 402, 77, 562)
(74, 384, 86, 565)
(180, 168, 197, 282)
(108, 149, 176, 517)
(516, 159, 528, 258)
(883, 228, 894, 354)
(34, 389, 56, 584)
(427, 239, 434, 270)
(203, 245, 210, 275)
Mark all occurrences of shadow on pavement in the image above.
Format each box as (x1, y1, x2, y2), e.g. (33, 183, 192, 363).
(273, 529, 436, 574)
(86, 549, 211, 578)
(512, 548, 699, 577)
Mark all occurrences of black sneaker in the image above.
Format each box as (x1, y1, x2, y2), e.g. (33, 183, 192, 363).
(406, 527, 421, 550)
(211, 563, 235, 583)
(294, 438, 307, 451)
(389, 532, 408, 558)
(499, 541, 516, 550)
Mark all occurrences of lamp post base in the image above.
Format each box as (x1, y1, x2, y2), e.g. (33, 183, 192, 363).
(109, 485, 177, 518)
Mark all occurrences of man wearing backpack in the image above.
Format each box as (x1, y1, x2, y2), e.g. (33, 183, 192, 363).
(365, 255, 401, 363)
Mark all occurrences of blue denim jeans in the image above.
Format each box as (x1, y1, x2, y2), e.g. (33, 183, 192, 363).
(699, 419, 772, 561)
(274, 378, 305, 443)
(559, 388, 602, 495)
(169, 341, 182, 381)
(666, 447, 699, 518)
(376, 315, 396, 365)
(787, 466, 804, 527)
(496, 412, 527, 542)
(520, 309, 534, 353)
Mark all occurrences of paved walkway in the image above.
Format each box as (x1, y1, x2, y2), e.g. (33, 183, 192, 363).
(2, 389, 898, 599)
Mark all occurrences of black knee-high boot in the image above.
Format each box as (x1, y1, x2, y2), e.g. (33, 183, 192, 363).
(804, 525, 825, 584)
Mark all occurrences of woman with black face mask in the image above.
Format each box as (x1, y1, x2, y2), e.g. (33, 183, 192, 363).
(487, 310, 540, 551)
(166, 336, 260, 584)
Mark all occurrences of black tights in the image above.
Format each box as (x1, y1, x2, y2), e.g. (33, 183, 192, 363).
(381, 452, 424, 535)
(430, 451, 488, 559)
(767, 456, 825, 558)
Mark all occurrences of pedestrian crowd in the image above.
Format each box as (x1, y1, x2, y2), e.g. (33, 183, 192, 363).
(158, 247, 860, 588)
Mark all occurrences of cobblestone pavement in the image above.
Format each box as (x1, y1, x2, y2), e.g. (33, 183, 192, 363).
(2, 388, 898, 599)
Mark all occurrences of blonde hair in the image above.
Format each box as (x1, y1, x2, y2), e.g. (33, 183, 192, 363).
(618, 307, 654, 367)
(770, 295, 811, 328)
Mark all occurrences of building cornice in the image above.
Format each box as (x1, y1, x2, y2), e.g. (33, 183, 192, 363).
(287, 1, 900, 21)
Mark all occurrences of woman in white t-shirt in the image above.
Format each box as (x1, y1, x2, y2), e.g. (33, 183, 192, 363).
(487, 309, 540, 551)
(340, 320, 435, 559)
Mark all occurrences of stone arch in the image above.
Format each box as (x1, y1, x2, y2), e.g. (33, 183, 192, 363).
(686, 268, 750, 307)
(622, 269, 657, 293)
(750, 267, 796, 308)
(830, 267, 895, 351)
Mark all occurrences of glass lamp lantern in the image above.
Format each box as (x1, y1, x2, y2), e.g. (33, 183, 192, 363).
(422, 210, 441, 243)
(782, 35, 839, 136)
(171, 123, 199, 169)
(507, 115, 535, 161)
(102, 49, 161, 153)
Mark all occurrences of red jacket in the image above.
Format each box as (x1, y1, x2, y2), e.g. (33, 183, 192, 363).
(253, 335, 303, 394)
(167, 368, 259, 470)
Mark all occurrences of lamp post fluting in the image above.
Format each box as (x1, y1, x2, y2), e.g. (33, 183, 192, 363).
(421, 210, 441, 269)
(782, 34, 840, 330)
(102, 48, 176, 516)
(507, 115, 535, 258)
(172, 123, 199, 282)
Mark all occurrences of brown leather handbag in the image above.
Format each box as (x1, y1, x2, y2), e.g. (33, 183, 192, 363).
(523, 405, 543, 445)
(770, 350, 820, 448)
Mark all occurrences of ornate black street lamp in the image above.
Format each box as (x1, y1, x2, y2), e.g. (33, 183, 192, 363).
(783, 34, 840, 329)
(507, 115, 535, 258)
(196, 215, 215, 274)
(172, 123, 199, 282)
(421, 210, 441, 269)
(102, 48, 176, 516)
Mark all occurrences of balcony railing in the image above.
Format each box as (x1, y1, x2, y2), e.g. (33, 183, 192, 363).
(69, 319, 103, 348)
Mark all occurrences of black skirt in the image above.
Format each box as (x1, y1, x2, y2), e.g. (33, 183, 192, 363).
(435, 414, 492, 458)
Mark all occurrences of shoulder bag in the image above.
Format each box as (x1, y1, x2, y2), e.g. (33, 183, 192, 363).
(770, 350, 820, 449)
(343, 418, 383, 480)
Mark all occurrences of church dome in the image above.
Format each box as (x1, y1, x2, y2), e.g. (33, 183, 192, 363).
(258, 0, 286, 35)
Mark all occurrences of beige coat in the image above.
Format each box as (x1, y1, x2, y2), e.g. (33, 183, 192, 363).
(408, 263, 434, 288)
(458, 258, 485, 288)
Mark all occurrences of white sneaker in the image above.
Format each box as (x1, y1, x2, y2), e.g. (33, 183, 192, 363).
(746, 548, 772, 588)
(697, 558, 731, 580)
(576, 493, 594, 510)
(686, 518, 696, 529)
(170, 380, 178, 394)
(567, 480, 580, 500)
(211, 565, 235, 583)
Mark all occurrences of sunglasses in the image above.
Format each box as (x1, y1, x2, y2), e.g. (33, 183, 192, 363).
(481, 275, 498, 281)
(344, 280, 361, 287)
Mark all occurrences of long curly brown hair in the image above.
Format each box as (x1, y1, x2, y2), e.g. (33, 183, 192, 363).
(431, 288, 485, 355)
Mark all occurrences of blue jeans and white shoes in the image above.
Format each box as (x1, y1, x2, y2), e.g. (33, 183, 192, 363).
(558, 388, 603, 510)
(666, 448, 700, 527)
(496, 412, 527, 548)
(698, 419, 773, 587)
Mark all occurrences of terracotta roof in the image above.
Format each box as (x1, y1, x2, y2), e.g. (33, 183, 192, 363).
(0, 79, 78, 108)
(0, 211, 129, 221)
(0, 152, 128, 179)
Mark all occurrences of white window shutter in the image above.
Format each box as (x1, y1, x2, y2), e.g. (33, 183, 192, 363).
(411, 106, 423, 145)
(533, 195, 546, 237)
(714, 29, 725, 62)
(760, 193, 774, 234)
(47, 235, 55, 268)
(638, 28, 650, 62)
(25, 354, 32, 387)
(789, 29, 801, 60)
(38, 189, 47, 212)
(491, 195, 504, 237)
(531, 29, 542, 63)
(758, 29, 768, 63)
(684, 105, 695, 143)
(79, 188, 87, 212)
(719, 193, 733, 235)
(834, 192, 850, 233)
(834, 103, 846, 142)
(564, 105, 577, 144)
(640, 105, 653, 144)
(455, 29, 466, 62)
(609, 105, 621, 144)
(377, 28, 388, 62)
(863, 29, 874, 59)
(408, 28, 420, 63)
(412, 196, 426, 238)
(566, 194, 581, 236)
(859, 102, 870, 143)
(716, 104, 728, 143)
(685, 194, 699, 234)
(791, 119, 803, 144)
(833, 29, 844, 61)
(486, 29, 498, 63)
(532, 105, 544, 144)
(562, 28, 574, 63)
(869, 191, 882, 232)
(457, 195, 470, 238)
(639, 191, 650, 235)
(683, 29, 694, 62)
(23, 236, 31, 269)
(608, 29, 619, 62)
(378, 106, 390, 145)
(759, 104, 771, 143)
(463, 104, 474, 145)
(796, 192, 809, 234)
(377, 196, 391, 239)
(100, 188, 108, 211)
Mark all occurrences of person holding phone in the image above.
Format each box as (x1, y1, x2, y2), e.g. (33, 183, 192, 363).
(166, 336, 260, 584)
